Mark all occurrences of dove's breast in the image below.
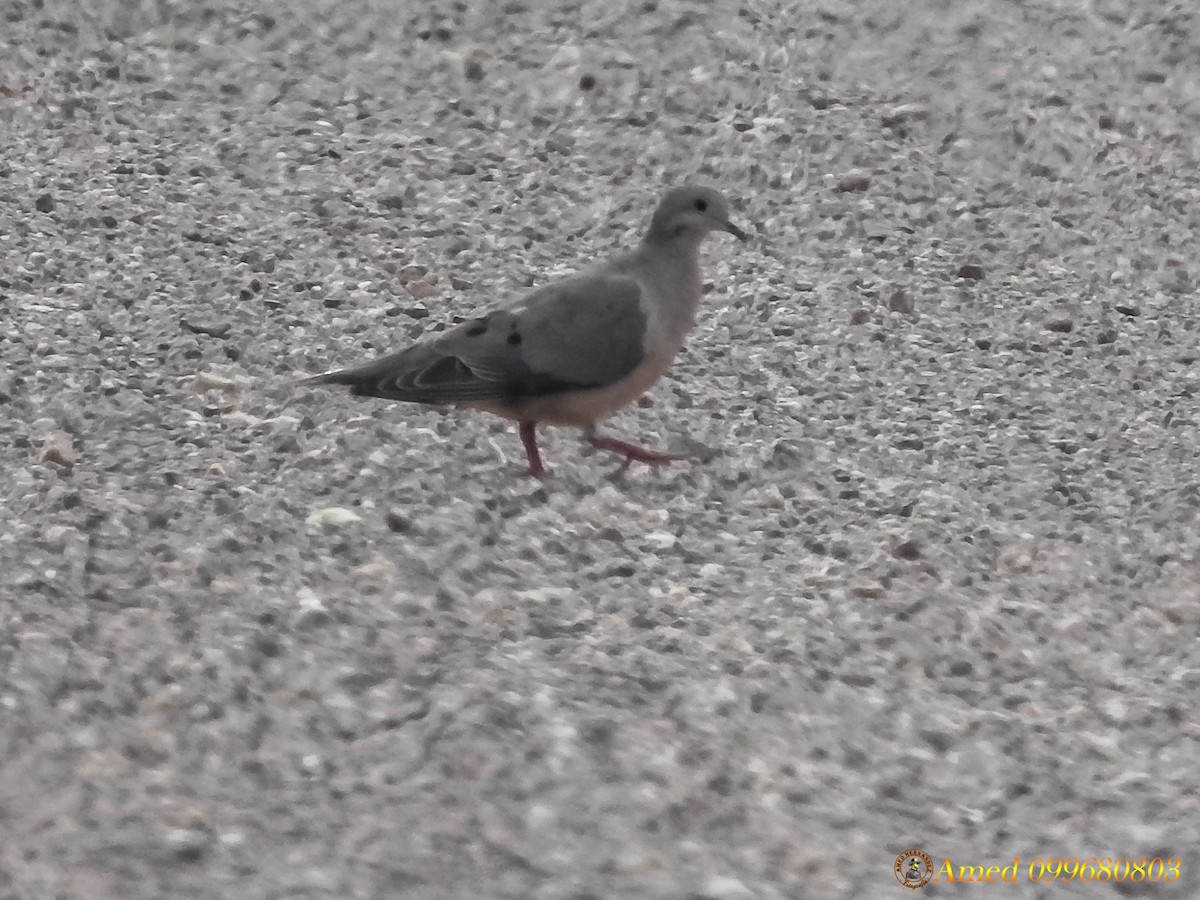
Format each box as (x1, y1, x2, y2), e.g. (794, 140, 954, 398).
(464, 339, 679, 427)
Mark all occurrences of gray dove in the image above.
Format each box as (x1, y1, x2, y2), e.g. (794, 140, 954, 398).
(304, 184, 747, 476)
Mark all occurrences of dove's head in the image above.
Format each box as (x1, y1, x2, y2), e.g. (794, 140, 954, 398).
(645, 184, 748, 245)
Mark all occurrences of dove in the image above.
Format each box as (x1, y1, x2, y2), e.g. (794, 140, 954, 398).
(304, 184, 747, 476)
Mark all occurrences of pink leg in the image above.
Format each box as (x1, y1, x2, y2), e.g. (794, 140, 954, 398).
(518, 421, 546, 477)
(586, 430, 683, 466)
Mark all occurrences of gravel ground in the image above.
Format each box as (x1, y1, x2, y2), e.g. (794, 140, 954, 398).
(3, 0, 1199, 897)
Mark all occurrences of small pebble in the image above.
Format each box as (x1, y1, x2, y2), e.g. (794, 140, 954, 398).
(1044, 314, 1074, 333)
(887, 289, 915, 314)
(835, 172, 871, 193)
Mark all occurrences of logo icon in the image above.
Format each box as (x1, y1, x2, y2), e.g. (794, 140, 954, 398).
(895, 849, 935, 889)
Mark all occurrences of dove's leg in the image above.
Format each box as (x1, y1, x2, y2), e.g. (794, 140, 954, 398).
(518, 421, 546, 477)
(584, 426, 683, 465)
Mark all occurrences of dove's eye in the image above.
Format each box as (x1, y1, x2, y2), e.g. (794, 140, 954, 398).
(694, 198, 708, 212)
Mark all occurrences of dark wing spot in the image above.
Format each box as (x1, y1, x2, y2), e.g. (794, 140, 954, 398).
(465, 323, 487, 337)
(507, 332, 522, 345)
(694, 198, 708, 212)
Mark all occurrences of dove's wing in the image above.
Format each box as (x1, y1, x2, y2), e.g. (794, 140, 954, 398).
(306, 273, 647, 405)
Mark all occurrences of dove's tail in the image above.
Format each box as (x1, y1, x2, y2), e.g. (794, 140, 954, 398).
(299, 368, 359, 388)
(298, 367, 387, 399)
(298, 351, 448, 403)
(301, 346, 512, 406)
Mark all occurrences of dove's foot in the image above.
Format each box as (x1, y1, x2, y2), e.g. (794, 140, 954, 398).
(586, 432, 683, 465)
(519, 421, 547, 477)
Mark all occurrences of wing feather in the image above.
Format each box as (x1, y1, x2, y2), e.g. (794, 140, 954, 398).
(308, 273, 647, 406)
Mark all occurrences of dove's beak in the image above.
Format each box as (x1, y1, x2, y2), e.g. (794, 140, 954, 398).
(723, 220, 749, 241)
